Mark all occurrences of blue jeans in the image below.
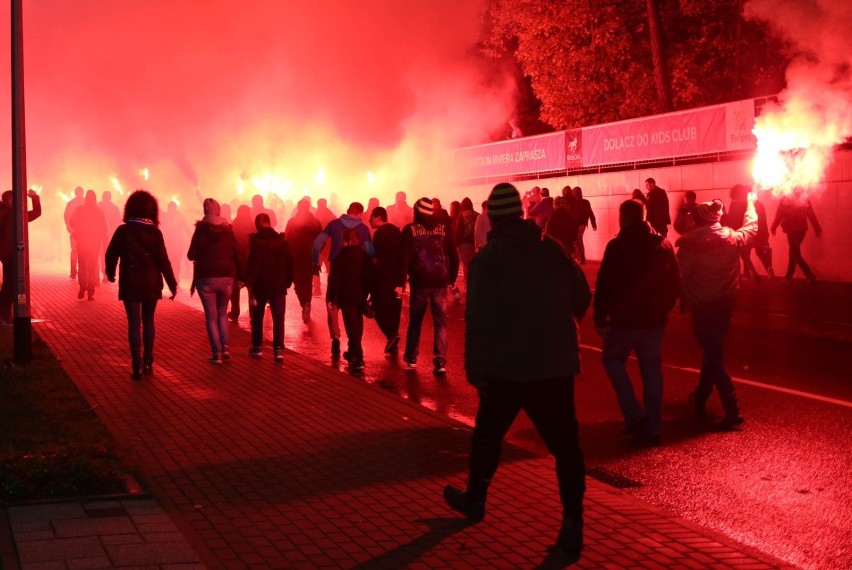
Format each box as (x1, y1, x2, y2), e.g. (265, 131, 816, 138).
(691, 300, 739, 417)
(404, 286, 448, 364)
(251, 294, 285, 349)
(197, 277, 233, 355)
(601, 326, 665, 435)
(124, 300, 158, 369)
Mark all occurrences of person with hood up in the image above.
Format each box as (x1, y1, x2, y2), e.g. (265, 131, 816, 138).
(245, 213, 293, 362)
(397, 197, 459, 375)
(312, 202, 374, 357)
(443, 183, 590, 560)
(187, 198, 243, 364)
(70, 190, 108, 301)
(675, 194, 757, 430)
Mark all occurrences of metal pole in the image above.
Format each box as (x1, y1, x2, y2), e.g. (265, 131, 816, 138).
(11, 0, 32, 364)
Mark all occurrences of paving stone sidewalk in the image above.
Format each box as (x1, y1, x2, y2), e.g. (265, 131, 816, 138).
(2, 271, 793, 569)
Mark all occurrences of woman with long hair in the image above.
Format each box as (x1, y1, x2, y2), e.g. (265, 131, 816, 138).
(105, 190, 177, 380)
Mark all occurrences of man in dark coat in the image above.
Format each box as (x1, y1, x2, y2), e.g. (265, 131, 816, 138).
(645, 178, 671, 237)
(245, 213, 293, 362)
(285, 198, 322, 323)
(594, 199, 680, 444)
(70, 190, 108, 301)
(443, 183, 591, 561)
(369, 206, 404, 354)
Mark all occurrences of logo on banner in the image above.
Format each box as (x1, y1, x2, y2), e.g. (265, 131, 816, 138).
(566, 130, 582, 169)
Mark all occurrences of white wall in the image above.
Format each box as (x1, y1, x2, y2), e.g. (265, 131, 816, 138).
(450, 148, 852, 283)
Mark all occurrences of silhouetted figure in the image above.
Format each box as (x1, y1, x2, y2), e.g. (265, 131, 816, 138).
(368, 207, 404, 354)
(99, 191, 122, 283)
(187, 198, 242, 364)
(473, 201, 490, 252)
(312, 202, 374, 358)
(398, 197, 459, 375)
(104, 190, 177, 379)
(63, 186, 84, 279)
(572, 187, 597, 264)
(250, 194, 277, 230)
(69, 190, 108, 301)
(676, 196, 757, 430)
(327, 228, 375, 374)
(444, 182, 590, 560)
(366, 197, 380, 221)
(645, 178, 670, 237)
(386, 191, 413, 229)
(673, 191, 698, 235)
(245, 213, 293, 362)
(313, 198, 337, 294)
(631, 188, 648, 206)
(771, 187, 821, 284)
(285, 198, 323, 323)
(528, 187, 554, 229)
(595, 199, 680, 444)
(723, 184, 773, 282)
(229, 205, 254, 321)
(452, 197, 479, 287)
(545, 195, 578, 258)
(160, 201, 191, 284)
(0, 189, 41, 324)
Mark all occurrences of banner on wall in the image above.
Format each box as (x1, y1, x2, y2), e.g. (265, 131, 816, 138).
(453, 131, 566, 180)
(565, 129, 582, 170)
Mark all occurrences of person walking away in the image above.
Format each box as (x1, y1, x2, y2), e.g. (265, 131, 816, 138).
(327, 229, 375, 374)
(386, 191, 414, 229)
(285, 198, 323, 323)
(594, 199, 680, 444)
(443, 182, 591, 560)
(572, 187, 597, 264)
(645, 178, 670, 237)
(245, 213, 293, 362)
(99, 191, 122, 282)
(528, 187, 554, 229)
(676, 196, 757, 430)
(452, 197, 479, 293)
(673, 191, 698, 235)
(160, 200, 191, 284)
(69, 190, 108, 301)
(249, 194, 277, 230)
(187, 198, 243, 364)
(229, 205, 254, 321)
(771, 186, 821, 284)
(312, 202, 374, 358)
(104, 190, 177, 379)
(0, 189, 41, 325)
(473, 201, 490, 253)
(722, 184, 770, 282)
(398, 197, 459, 375)
(63, 186, 84, 280)
(369, 207, 404, 354)
(312, 197, 337, 295)
(545, 196, 578, 258)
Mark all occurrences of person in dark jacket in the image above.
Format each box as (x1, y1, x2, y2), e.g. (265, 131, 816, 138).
(572, 187, 597, 264)
(545, 195, 578, 257)
(285, 198, 323, 323)
(398, 197, 459, 375)
(245, 213, 293, 362)
(70, 190, 109, 301)
(594, 199, 680, 443)
(104, 190, 177, 379)
(645, 178, 671, 237)
(326, 228, 375, 373)
(443, 183, 591, 560)
(771, 186, 821, 284)
(723, 184, 773, 282)
(0, 189, 41, 324)
(369, 207, 404, 354)
(228, 205, 254, 321)
(187, 198, 242, 364)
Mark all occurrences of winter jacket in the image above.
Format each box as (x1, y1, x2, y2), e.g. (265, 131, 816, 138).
(771, 196, 821, 235)
(676, 204, 757, 305)
(326, 245, 375, 308)
(70, 203, 108, 252)
(646, 187, 671, 235)
(245, 227, 293, 299)
(452, 209, 479, 246)
(528, 196, 554, 229)
(285, 211, 323, 271)
(594, 223, 680, 329)
(312, 214, 374, 265)
(105, 221, 177, 302)
(544, 207, 577, 255)
(400, 210, 459, 289)
(723, 198, 769, 246)
(372, 223, 404, 290)
(465, 219, 591, 384)
(187, 221, 243, 280)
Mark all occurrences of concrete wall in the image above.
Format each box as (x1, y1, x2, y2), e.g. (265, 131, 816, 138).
(449, 148, 852, 283)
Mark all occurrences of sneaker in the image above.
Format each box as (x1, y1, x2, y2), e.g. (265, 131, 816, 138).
(249, 347, 263, 358)
(87, 293, 95, 301)
(302, 303, 311, 323)
(131, 367, 141, 380)
(384, 335, 400, 355)
(274, 348, 284, 362)
(77, 288, 85, 299)
(331, 338, 341, 357)
(555, 518, 583, 559)
(350, 360, 365, 373)
(209, 353, 222, 365)
(443, 485, 485, 522)
(714, 415, 745, 431)
(433, 361, 447, 376)
(343, 351, 351, 362)
(142, 360, 153, 375)
(221, 346, 232, 361)
(403, 355, 417, 369)
(688, 392, 707, 417)
(619, 417, 646, 436)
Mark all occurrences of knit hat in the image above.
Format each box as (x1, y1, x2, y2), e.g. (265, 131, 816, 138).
(696, 199, 723, 223)
(414, 197, 433, 216)
(203, 197, 221, 217)
(487, 183, 523, 221)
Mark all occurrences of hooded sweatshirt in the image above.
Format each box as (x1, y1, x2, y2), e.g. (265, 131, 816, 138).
(311, 214, 374, 265)
(464, 218, 590, 384)
(245, 227, 293, 298)
(400, 208, 459, 288)
(187, 218, 242, 280)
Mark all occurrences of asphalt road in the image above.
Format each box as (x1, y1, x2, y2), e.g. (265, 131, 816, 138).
(176, 271, 852, 570)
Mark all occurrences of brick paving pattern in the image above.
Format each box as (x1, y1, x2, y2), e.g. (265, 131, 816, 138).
(2, 271, 791, 568)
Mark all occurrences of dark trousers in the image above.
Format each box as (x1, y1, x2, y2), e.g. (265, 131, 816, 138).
(340, 304, 364, 361)
(251, 294, 285, 349)
(229, 281, 243, 319)
(372, 286, 402, 340)
(469, 376, 585, 519)
(293, 266, 313, 307)
(124, 300, 158, 369)
(690, 300, 739, 416)
(77, 246, 100, 295)
(785, 230, 813, 279)
(0, 257, 13, 321)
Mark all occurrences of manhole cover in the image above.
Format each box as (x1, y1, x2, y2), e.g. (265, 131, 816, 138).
(587, 467, 642, 488)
